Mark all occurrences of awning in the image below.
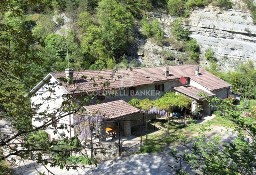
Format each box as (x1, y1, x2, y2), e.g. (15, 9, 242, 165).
(174, 86, 215, 100)
(84, 100, 140, 120)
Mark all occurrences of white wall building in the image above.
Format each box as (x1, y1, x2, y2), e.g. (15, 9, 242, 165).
(30, 65, 231, 139)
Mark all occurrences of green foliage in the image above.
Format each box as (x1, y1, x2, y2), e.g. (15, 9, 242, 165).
(185, 39, 200, 63)
(67, 155, 97, 165)
(141, 18, 152, 37)
(216, 61, 256, 99)
(129, 93, 192, 112)
(77, 11, 93, 33)
(80, 0, 135, 67)
(141, 18, 164, 44)
(97, 0, 134, 59)
(185, 39, 199, 53)
(177, 98, 256, 174)
(128, 98, 154, 111)
(168, 0, 209, 17)
(128, 98, 141, 108)
(0, 160, 12, 175)
(185, 0, 210, 8)
(167, 0, 231, 17)
(27, 130, 50, 149)
(167, 0, 186, 16)
(150, 0, 168, 8)
(120, 0, 152, 19)
(244, 0, 256, 24)
(151, 19, 165, 43)
(32, 14, 56, 42)
(205, 48, 217, 62)
(212, 0, 233, 9)
(154, 92, 192, 110)
(171, 19, 190, 41)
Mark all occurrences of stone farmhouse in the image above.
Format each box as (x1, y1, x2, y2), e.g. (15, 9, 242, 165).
(30, 64, 231, 140)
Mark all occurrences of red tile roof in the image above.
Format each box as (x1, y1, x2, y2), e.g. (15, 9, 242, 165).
(51, 65, 231, 93)
(84, 100, 140, 120)
(174, 86, 215, 100)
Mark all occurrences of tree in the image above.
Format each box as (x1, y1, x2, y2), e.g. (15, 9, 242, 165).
(167, 0, 186, 16)
(172, 97, 256, 174)
(0, 1, 100, 173)
(171, 18, 190, 41)
(119, 0, 152, 19)
(97, 0, 134, 61)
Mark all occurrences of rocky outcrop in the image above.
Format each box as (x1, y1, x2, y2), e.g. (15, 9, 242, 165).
(139, 1, 256, 70)
(137, 13, 186, 67)
(189, 4, 256, 69)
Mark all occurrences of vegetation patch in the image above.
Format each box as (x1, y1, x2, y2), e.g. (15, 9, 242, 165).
(67, 155, 97, 165)
(167, 0, 233, 17)
(141, 18, 165, 44)
(244, 0, 256, 24)
(0, 160, 12, 175)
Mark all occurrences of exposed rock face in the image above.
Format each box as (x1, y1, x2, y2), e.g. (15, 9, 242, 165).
(189, 5, 256, 70)
(137, 13, 185, 67)
(139, 1, 256, 70)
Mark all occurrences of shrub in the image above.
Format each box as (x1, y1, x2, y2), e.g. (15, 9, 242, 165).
(171, 18, 190, 41)
(167, 0, 186, 16)
(186, 39, 200, 63)
(141, 18, 153, 37)
(205, 48, 217, 62)
(161, 50, 175, 61)
(185, 0, 210, 8)
(212, 0, 233, 9)
(141, 18, 164, 44)
(185, 39, 200, 52)
(243, 0, 256, 24)
(151, 19, 165, 43)
(55, 16, 64, 27)
(67, 155, 97, 165)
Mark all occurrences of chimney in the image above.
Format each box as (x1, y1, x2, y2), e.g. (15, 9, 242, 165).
(65, 68, 74, 84)
(165, 67, 169, 77)
(195, 66, 200, 76)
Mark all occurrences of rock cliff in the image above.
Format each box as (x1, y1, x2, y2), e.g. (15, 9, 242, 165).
(139, 1, 256, 70)
(189, 3, 256, 69)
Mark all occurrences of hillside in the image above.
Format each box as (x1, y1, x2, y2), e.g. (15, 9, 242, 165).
(24, 0, 256, 72)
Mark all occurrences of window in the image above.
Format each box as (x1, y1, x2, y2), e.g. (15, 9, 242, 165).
(129, 87, 136, 96)
(155, 84, 164, 92)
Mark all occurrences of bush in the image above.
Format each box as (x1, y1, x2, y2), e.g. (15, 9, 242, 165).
(212, 0, 232, 9)
(186, 39, 200, 63)
(141, 18, 165, 44)
(67, 155, 97, 165)
(141, 18, 153, 37)
(205, 48, 217, 62)
(185, 0, 210, 8)
(167, 0, 186, 16)
(151, 19, 165, 43)
(185, 39, 200, 52)
(55, 16, 64, 27)
(243, 0, 256, 24)
(27, 130, 50, 148)
(171, 18, 190, 41)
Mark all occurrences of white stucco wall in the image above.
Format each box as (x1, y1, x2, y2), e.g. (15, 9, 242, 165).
(31, 76, 74, 140)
